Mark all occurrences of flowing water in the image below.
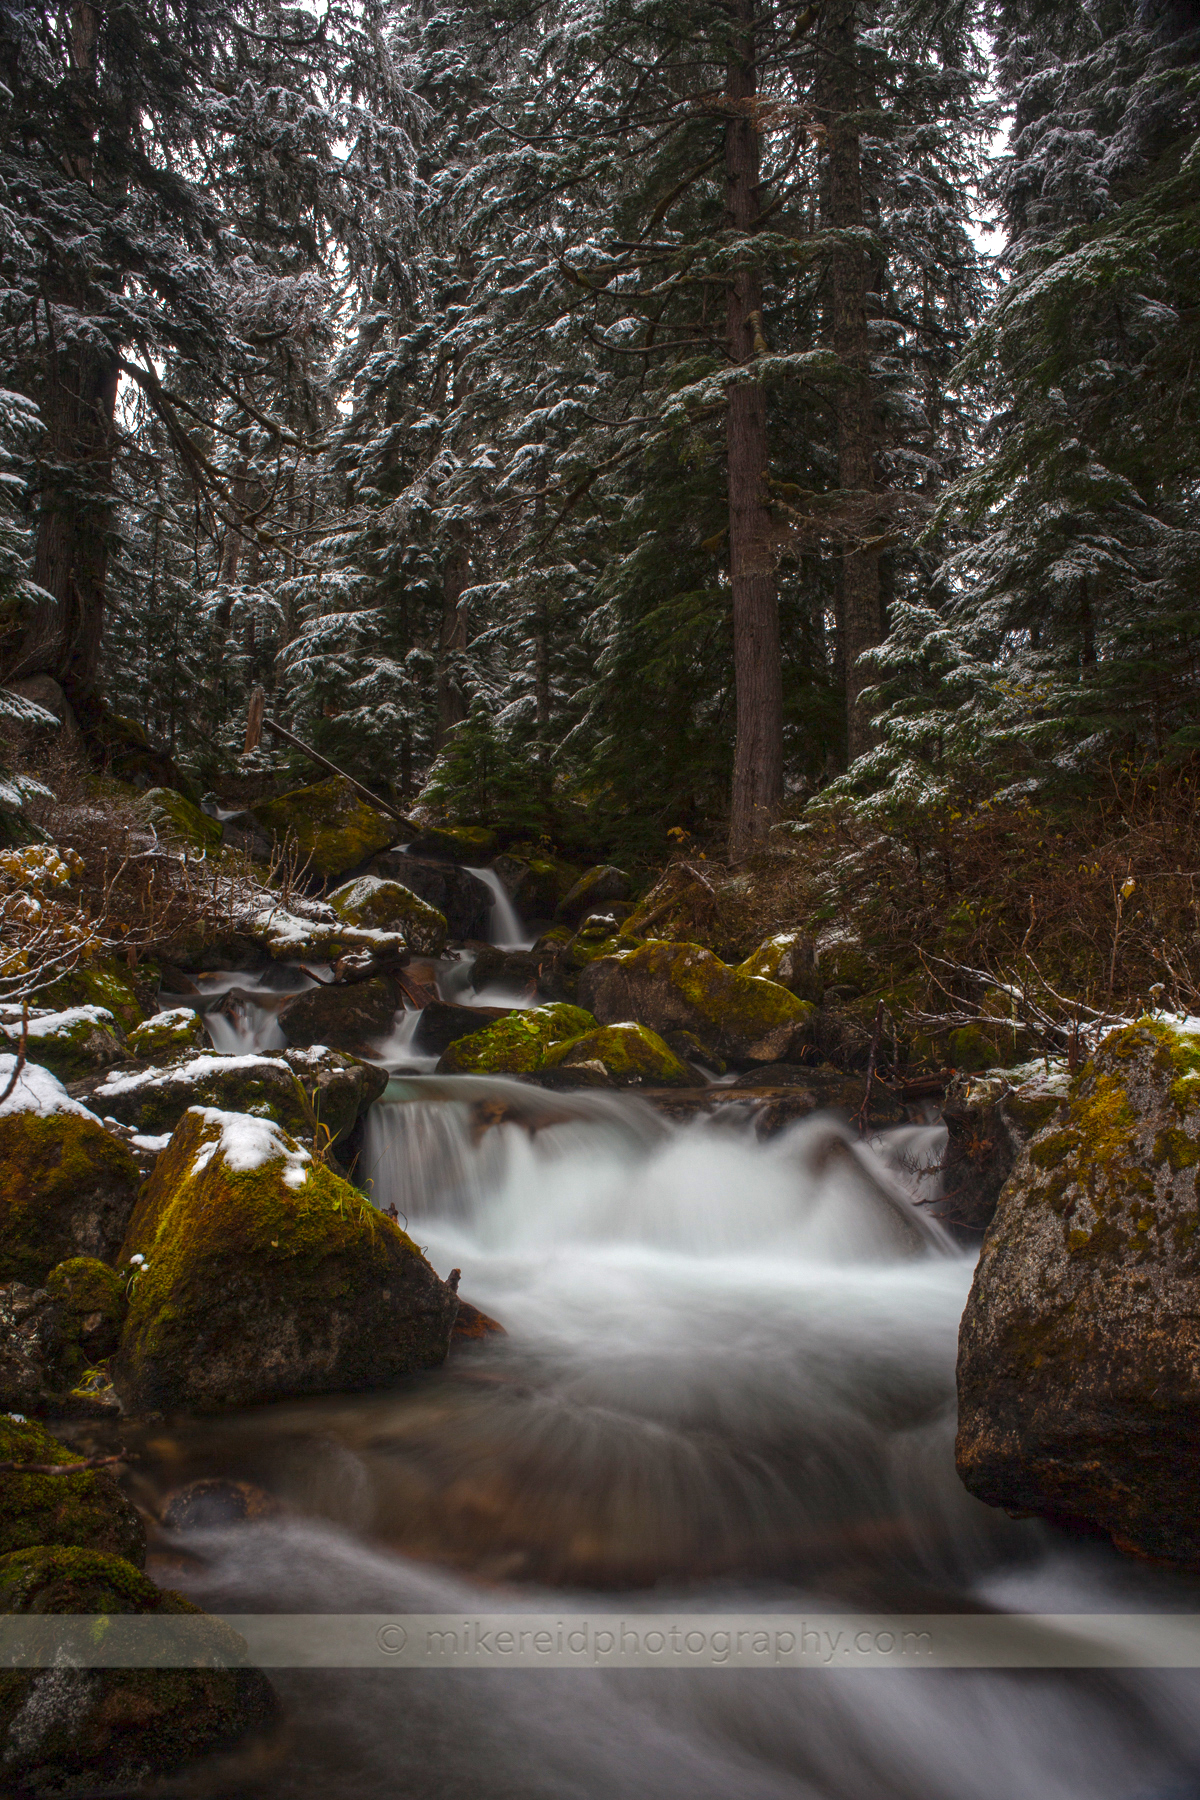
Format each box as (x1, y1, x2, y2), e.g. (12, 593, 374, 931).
(129, 1075, 1200, 1799)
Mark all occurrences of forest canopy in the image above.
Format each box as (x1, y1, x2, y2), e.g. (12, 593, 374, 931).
(2, 0, 1198, 865)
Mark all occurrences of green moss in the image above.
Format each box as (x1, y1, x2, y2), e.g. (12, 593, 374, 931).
(0, 1005, 126, 1080)
(40, 958, 151, 1031)
(544, 1022, 703, 1087)
(409, 824, 499, 860)
(127, 1007, 208, 1061)
(614, 940, 814, 1050)
(1154, 1126, 1200, 1171)
(140, 787, 222, 852)
(251, 776, 396, 880)
(438, 1002, 597, 1074)
(46, 1256, 127, 1377)
(948, 1024, 1009, 1072)
(0, 1418, 145, 1565)
(0, 1112, 139, 1286)
(328, 876, 448, 954)
(96, 1056, 316, 1138)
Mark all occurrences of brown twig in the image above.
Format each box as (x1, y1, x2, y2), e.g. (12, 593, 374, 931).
(0, 1453, 130, 1476)
(0, 1000, 29, 1104)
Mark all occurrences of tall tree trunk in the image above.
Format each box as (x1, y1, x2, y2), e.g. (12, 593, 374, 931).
(8, 2, 117, 717)
(819, 0, 880, 765)
(726, 0, 784, 860)
(436, 537, 470, 749)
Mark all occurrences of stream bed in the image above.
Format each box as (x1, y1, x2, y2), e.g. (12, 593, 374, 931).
(122, 1069, 1200, 1800)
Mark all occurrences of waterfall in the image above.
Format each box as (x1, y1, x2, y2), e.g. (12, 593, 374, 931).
(464, 865, 534, 949)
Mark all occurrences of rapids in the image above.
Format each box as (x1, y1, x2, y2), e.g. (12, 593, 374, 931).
(130, 1077, 1200, 1799)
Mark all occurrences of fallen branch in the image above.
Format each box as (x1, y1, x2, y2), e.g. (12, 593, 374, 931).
(0, 1453, 131, 1476)
(261, 716, 415, 830)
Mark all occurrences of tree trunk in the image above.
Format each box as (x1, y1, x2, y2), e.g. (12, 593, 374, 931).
(819, 0, 880, 765)
(725, 0, 784, 861)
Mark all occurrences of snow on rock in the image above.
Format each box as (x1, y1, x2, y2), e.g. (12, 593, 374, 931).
(188, 1106, 312, 1189)
(0, 1055, 101, 1121)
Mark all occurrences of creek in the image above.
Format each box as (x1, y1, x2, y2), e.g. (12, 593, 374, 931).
(137, 897, 1200, 1797)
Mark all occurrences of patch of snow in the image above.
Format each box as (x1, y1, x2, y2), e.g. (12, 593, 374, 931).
(0, 1005, 116, 1041)
(0, 1057, 101, 1121)
(141, 1006, 198, 1029)
(94, 1052, 290, 1097)
(188, 1106, 311, 1189)
(131, 1133, 172, 1152)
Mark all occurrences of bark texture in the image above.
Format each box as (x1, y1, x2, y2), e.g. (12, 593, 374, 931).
(725, 0, 783, 860)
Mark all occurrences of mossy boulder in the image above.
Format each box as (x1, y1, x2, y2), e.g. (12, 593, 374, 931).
(0, 1546, 278, 1799)
(494, 854, 580, 920)
(89, 1051, 316, 1140)
(555, 864, 630, 926)
(126, 1006, 208, 1062)
(947, 1022, 1034, 1072)
(0, 1106, 140, 1283)
(244, 903, 407, 964)
(372, 853, 492, 938)
(956, 1020, 1200, 1564)
(0, 1005, 126, 1081)
(328, 875, 448, 954)
(936, 1061, 1070, 1236)
(280, 1044, 389, 1149)
(0, 1416, 144, 1564)
(112, 1107, 459, 1412)
(251, 775, 397, 881)
(812, 930, 877, 995)
(279, 977, 397, 1058)
(406, 823, 499, 862)
(45, 1257, 127, 1368)
(39, 959, 151, 1033)
(437, 1003, 597, 1075)
(139, 786, 222, 853)
(737, 933, 821, 1003)
(578, 940, 815, 1064)
(543, 1023, 705, 1088)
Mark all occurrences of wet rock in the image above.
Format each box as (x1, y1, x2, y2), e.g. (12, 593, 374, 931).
(0, 1416, 145, 1563)
(470, 946, 543, 996)
(493, 854, 579, 920)
(126, 1006, 207, 1062)
(280, 976, 397, 1058)
(220, 809, 275, 860)
(543, 1022, 705, 1088)
(0, 1005, 126, 1081)
(736, 932, 822, 1003)
(328, 875, 448, 954)
(0, 1085, 140, 1284)
(555, 864, 630, 926)
(153, 926, 266, 974)
(937, 1061, 1070, 1235)
(39, 957, 155, 1032)
(113, 1108, 459, 1413)
(372, 854, 492, 939)
(956, 1020, 1200, 1564)
(280, 1045, 388, 1151)
(663, 1030, 726, 1076)
(412, 1001, 516, 1058)
(578, 939, 815, 1064)
(437, 1003, 596, 1075)
(161, 1479, 279, 1531)
(250, 774, 398, 881)
(88, 1052, 316, 1140)
(450, 1297, 507, 1346)
(139, 786, 222, 853)
(405, 823, 498, 862)
(0, 1545, 279, 1798)
(0, 1261, 127, 1418)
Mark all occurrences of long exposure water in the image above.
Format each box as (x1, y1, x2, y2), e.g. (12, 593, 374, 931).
(132, 1077, 1200, 1799)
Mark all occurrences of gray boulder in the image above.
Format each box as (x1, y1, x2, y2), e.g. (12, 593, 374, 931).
(279, 975, 397, 1056)
(372, 853, 492, 939)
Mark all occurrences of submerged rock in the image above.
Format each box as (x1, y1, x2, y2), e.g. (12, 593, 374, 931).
(0, 1076, 140, 1283)
(0, 1545, 279, 1799)
(280, 976, 397, 1058)
(126, 1006, 207, 1062)
(412, 1001, 516, 1058)
(89, 1052, 316, 1141)
(436, 1002, 596, 1075)
(328, 875, 448, 954)
(372, 853, 492, 939)
(0, 1005, 127, 1081)
(251, 774, 397, 881)
(113, 1108, 459, 1412)
(543, 1022, 705, 1088)
(0, 1416, 144, 1563)
(956, 1020, 1200, 1563)
(161, 1478, 279, 1531)
(578, 939, 815, 1064)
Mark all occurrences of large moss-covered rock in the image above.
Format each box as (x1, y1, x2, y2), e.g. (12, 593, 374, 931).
(555, 864, 630, 926)
(406, 823, 498, 862)
(737, 933, 821, 1002)
(328, 875, 448, 954)
(113, 1108, 459, 1412)
(437, 1002, 596, 1075)
(126, 1006, 208, 1062)
(0, 1546, 278, 1799)
(578, 940, 815, 1064)
(0, 1005, 126, 1081)
(372, 853, 492, 938)
(543, 1023, 705, 1088)
(0, 1416, 144, 1564)
(251, 775, 397, 881)
(0, 1259, 129, 1416)
(0, 1095, 140, 1284)
(140, 786, 222, 853)
(45, 1258, 127, 1368)
(280, 1044, 388, 1149)
(89, 1052, 316, 1140)
(937, 1061, 1070, 1235)
(279, 977, 397, 1057)
(38, 959, 151, 1033)
(956, 1020, 1200, 1563)
(494, 854, 580, 920)
(412, 1002, 516, 1058)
